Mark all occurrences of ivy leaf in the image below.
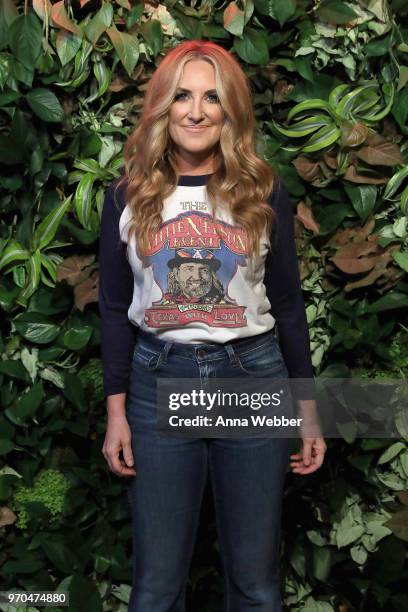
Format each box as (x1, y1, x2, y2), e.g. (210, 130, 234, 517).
(0, 0, 18, 51)
(140, 19, 163, 55)
(392, 251, 408, 273)
(317, 0, 358, 25)
(344, 184, 377, 222)
(56, 29, 83, 67)
(253, 0, 296, 26)
(14, 312, 60, 344)
(85, 1, 113, 45)
(224, 2, 245, 37)
(233, 27, 269, 65)
(106, 25, 140, 78)
(8, 12, 43, 70)
(26, 88, 64, 123)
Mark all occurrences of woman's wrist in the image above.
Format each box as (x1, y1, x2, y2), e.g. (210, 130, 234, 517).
(106, 392, 127, 417)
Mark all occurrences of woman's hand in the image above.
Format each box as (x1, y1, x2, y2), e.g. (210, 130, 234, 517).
(289, 436, 327, 475)
(102, 413, 137, 477)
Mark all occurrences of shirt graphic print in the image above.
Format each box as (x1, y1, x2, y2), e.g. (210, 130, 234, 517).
(143, 210, 249, 329)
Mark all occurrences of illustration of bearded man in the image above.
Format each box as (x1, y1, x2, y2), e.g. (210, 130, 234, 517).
(161, 249, 227, 304)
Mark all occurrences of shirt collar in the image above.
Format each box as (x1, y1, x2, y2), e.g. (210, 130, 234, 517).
(177, 173, 214, 186)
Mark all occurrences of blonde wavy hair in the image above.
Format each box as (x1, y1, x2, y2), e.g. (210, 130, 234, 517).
(115, 39, 279, 262)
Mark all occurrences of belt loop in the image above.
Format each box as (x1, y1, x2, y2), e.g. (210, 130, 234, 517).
(225, 343, 239, 366)
(160, 341, 173, 364)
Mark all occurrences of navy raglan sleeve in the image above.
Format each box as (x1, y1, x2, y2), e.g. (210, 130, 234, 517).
(98, 179, 138, 398)
(264, 179, 316, 401)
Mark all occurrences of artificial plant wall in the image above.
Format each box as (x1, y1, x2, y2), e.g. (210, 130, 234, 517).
(1, 1, 408, 611)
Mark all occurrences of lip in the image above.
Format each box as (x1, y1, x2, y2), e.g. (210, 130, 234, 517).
(183, 126, 209, 132)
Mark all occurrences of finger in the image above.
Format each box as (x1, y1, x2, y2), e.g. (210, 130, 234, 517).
(117, 461, 137, 477)
(123, 444, 135, 469)
(112, 456, 137, 477)
(291, 452, 325, 473)
(110, 452, 128, 475)
(291, 464, 320, 475)
(302, 441, 313, 467)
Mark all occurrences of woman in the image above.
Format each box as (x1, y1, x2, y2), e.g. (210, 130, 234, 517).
(99, 40, 326, 612)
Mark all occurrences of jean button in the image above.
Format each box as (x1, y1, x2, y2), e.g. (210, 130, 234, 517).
(196, 348, 206, 358)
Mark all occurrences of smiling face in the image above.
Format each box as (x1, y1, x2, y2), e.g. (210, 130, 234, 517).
(176, 262, 213, 298)
(168, 59, 225, 173)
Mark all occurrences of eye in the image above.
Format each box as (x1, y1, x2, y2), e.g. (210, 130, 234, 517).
(174, 92, 188, 101)
(173, 92, 220, 103)
(207, 94, 219, 103)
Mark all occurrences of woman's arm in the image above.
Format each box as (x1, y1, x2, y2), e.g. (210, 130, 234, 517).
(98, 179, 138, 410)
(263, 178, 316, 402)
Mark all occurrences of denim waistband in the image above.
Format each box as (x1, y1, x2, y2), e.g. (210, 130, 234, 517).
(136, 328, 277, 359)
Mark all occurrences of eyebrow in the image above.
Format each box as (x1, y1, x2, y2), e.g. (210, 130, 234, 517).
(175, 87, 217, 95)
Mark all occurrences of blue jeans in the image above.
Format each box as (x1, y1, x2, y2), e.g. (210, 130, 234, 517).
(125, 329, 291, 612)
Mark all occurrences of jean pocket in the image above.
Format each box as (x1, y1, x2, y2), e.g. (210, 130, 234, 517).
(234, 339, 286, 377)
(132, 343, 162, 371)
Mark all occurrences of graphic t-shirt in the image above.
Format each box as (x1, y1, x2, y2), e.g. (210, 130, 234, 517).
(119, 178, 274, 342)
(98, 172, 315, 399)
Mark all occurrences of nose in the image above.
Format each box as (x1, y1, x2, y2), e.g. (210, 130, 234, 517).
(188, 96, 204, 121)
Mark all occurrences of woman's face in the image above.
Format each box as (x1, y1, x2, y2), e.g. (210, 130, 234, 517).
(168, 59, 224, 170)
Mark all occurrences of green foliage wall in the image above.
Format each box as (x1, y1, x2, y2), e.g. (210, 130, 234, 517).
(0, 0, 408, 610)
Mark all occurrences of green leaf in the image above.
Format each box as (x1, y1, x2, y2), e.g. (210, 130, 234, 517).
(26, 88, 65, 123)
(253, 0, 296, 26)
(392, 87, 408, 130)
(344, 184, 377, 222)
(364, 84, 395, 122)
(287, 99, 332, 122)
(73, 158, 101, 174)
(378, 442, 406, 464)
(106, 25, 140, 78)
(17, 251, 42, 306)
(63, 373, 87, 412)
(401, 184, 408, 214)
(0, 439, 15, 455)
(0, 241, 30, 270)
(233, 28, 269, 65)
(337, 83, 379, 119)
(301, 123, 341, 153)
(2, 554, 45, 575)
(75, 175, 95, 229)
(312, 546, 332, 582)
(63, 325, 93, 350)
(368, 292, 408, 313)
(8, 12, 43, 70)
(40, 537, 77, 574)
(84, 58, 111, 104)
(317, 0, 358, 25)
(141, 18, 163, 55)
(85, 2, 114, 45)
(392, 251, 408, 272)
(0, 0, 18, 50)
(14, 382, 44, 423)
(271, 115, 331, 138)
(56, 30, 83, 66)
(0, 360, 30, 382)
(125, 4, 145, 29)
(366, 33, 391, 57)
(34, 195, 73, 250)
(383, 166, 408, 200)
(65, 574, 103, 612)
(13, 312, 60, 344)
